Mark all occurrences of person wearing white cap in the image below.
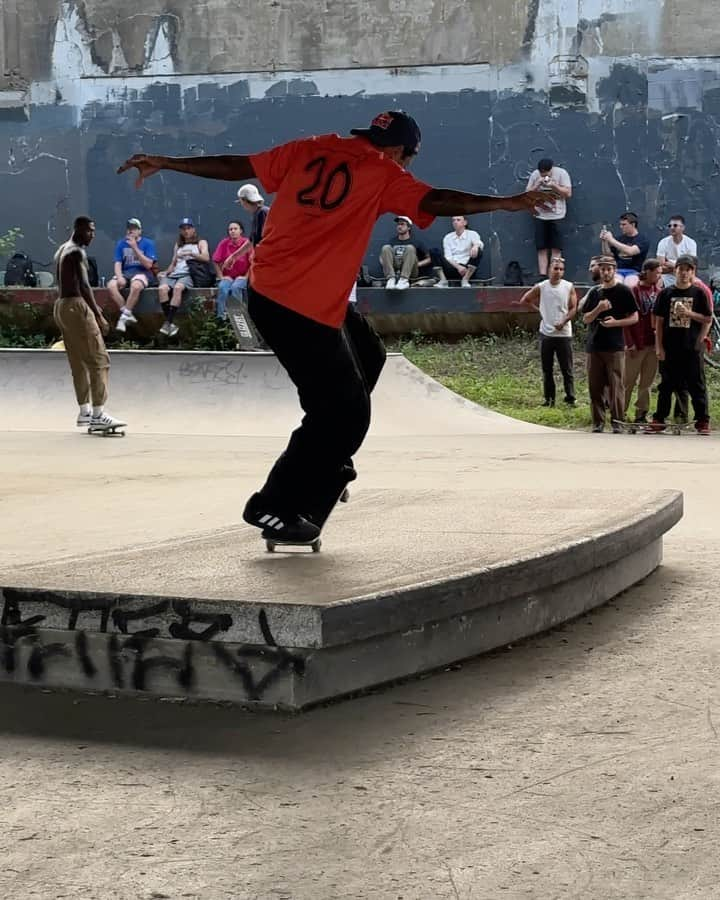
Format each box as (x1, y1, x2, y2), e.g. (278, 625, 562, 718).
(236, 184, 270, 246)
(379, 215, 431, 290)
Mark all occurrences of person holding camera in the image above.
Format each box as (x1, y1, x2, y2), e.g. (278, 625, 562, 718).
(526, 157, 572, 279)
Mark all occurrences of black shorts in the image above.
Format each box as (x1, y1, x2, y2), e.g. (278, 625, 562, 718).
(535, 218, 563, 251)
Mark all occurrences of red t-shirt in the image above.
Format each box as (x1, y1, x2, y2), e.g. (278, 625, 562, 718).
(212, 236, 251, 279)
(249, 134, 435, 327)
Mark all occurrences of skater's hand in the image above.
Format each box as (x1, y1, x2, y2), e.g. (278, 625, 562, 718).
(554, 320, 566, 331)
(96, 314, 110, 336)
(656, 347, 665, 361)
(599, 316, 619, 327)
(600, 228, 613, 242)
(116, 275, 127, 289)
(597, 298, 612, 312)
(117, 154, 164, 188)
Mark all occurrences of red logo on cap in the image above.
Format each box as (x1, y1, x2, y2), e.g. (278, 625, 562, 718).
(371, 112, 393, 130)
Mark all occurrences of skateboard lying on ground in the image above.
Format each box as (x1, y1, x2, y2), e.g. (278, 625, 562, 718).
(87, 424, 126, 437)
(612, 419, 708, 435)
(264, 468, 355, 554)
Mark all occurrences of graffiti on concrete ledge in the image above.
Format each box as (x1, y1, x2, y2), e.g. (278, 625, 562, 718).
(0, 594, 305, 701)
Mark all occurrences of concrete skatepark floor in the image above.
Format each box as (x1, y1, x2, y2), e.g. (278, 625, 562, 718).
(1, 351, 718, 898)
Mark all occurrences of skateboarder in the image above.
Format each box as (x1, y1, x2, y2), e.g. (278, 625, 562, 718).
(118, 111, 556, 544)
(650, 254, 711, 434)
(54, 216, 126, 431)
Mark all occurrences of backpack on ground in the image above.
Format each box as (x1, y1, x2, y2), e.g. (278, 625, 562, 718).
(5, 251, 37, 287)
(503, 260, 523, 286)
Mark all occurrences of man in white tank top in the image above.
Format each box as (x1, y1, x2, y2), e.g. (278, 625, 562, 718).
(518, 257, 578, 406)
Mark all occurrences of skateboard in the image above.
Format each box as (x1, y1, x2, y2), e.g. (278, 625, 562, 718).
(87, 424, 126, 437)
(264, 470, 354, 553)
(612, 419, 707, 435)
(225, 295, 266, 351)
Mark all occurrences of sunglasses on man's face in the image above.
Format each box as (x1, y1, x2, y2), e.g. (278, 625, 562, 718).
(668, 223, 681, 228)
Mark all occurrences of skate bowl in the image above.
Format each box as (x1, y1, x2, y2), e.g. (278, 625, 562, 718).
(0, 349, 682, 709)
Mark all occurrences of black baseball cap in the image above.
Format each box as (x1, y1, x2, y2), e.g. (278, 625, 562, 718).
(350, 110, 421, 151)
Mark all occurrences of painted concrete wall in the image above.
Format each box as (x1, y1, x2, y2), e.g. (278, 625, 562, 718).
(2, 1, 720, 282)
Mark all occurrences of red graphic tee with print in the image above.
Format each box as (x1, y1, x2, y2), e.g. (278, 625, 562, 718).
(249, 134, 435, 327)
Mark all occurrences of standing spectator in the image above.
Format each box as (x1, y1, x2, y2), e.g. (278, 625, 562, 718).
(53, 216, 125, 431)
(109, 218, 157, 333)
(519, 256, 577, 407)
(624, 259, 662, 424)
(526, 157, 572, 278)
(236, 184, 270, 245)
(433, 216, 484, 287)
(651, 255, 711, 433)
(599, 213, 649, 288)
(157, 218, 210, 337)
(582, 256, 638, 432)
(212, 221, 252, 319)
(379, 215, 431, 290)
(656, 215, 697, 287)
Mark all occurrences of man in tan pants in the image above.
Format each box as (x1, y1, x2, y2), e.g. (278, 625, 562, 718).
(54, 216, 125, 430)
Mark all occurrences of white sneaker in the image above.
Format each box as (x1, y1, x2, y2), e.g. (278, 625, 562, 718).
(90, 412, 126, 429)
(76, 410, 92, 426)
(167, 323, 179, 337)
(159, 322, 171, 335)
(115, 316, 127, 333)
(385, 277, 397, 290)
(433, 281, 449, 289)
(461, 279, 473, 288)
(122, 310, 138, 324)
(396, 277, 410, 290)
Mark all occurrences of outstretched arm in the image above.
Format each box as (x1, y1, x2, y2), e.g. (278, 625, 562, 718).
(117, 154, 256, 188)
(420, 188, 558, 217)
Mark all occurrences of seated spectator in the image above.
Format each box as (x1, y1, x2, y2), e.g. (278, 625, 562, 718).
(157, 218, 210, 337)
(212, 221, 252, 319)
(526, 157, 572, 278)
(656, 215, 698, 287)
(434, 216, 484, 288)
(109, 218, 157, 333)
(236, 184, 270, 246)
(599, 212, 649, 289)
(379, 216, 431, 290)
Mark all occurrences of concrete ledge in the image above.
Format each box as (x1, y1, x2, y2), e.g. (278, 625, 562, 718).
(0, 491, 682, 709)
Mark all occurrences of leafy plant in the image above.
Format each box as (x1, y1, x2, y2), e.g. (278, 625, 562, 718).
(0, 227, 23, 258)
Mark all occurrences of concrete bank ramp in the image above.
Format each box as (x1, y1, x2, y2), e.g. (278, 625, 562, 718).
(0, 349, 680, 709)
(0, 349, 547, 436)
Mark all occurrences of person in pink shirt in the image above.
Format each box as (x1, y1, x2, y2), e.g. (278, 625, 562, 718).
(212, 221, 252, 319)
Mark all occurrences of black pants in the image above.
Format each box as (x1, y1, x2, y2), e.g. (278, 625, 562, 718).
(431, 250, 480, 280)
(247, 287, 386, 514)
(654, 351, 708, 423)
(540, 334, 574, 402)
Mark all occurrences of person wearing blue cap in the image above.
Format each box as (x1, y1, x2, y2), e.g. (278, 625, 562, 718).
(120, 111, 557, 544)
(156, 218, 210, 336)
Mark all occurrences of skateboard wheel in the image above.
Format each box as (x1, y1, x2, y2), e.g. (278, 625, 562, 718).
(311, 539, 321, 553)
(265, 541, 276, 553)
(340, 488, 350, 503)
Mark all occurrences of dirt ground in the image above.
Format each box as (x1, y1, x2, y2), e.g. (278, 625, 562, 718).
(1, 431, 719, 899)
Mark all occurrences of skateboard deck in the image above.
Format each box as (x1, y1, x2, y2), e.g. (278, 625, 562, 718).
(225, 296, 266, 351)
(87, 424, 126, 437)
(264, 470, 354, 554)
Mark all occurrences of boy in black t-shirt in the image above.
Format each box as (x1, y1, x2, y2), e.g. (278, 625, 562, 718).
(651, 255, 711, 433)
(582, 256, 638, 432)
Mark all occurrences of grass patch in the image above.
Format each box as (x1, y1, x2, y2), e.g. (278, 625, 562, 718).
(393, 332, 720, 429)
